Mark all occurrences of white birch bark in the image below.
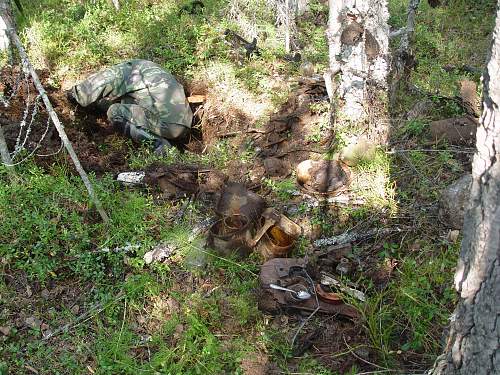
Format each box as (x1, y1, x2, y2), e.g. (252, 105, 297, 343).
(110, 0, 120, 11)
(0, 0, 13, 169)
(327, 0, 390, 125)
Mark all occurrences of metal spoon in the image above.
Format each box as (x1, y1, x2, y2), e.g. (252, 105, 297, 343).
(269, 283, 311, 300)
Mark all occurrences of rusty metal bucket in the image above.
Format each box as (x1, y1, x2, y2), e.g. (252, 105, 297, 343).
(256, 209, 302, 260)
(216, 183, 266, 223)
(208, 214, 253, 257)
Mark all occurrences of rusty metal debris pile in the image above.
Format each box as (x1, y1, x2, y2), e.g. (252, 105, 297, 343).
(208, 183, 303, 260)
(116, 161, 363, 353)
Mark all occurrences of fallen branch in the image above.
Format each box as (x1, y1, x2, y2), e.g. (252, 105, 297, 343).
(389, 27, 407, 39)
(217, 128, 271, 137)
(314, 227, 404, 248)
(386, 148, 475, 154)
(3, 16, 110, 223)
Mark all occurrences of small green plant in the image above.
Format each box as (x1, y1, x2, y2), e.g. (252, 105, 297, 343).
(405, 119, 428, 137)
(263, 177, 297, 200)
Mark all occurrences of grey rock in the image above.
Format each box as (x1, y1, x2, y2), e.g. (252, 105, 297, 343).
(340, 137, 376, 166)
(440, 174, 472, 229)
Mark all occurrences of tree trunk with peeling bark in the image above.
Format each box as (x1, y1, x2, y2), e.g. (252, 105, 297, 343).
(326, 0, 390, 141)
(110, 0, 120, 11)
(0, 0, 13, 58)
(429, 2, 500, 374)
(0, 0, 14, 169)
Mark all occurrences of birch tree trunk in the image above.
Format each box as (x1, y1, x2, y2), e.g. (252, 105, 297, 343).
(0, 0, 13, 169)
(0, 0, 13, 60)
(429, 2, 500, 374)
(326, 0, 390, 141)
(110, 0, 120, 11)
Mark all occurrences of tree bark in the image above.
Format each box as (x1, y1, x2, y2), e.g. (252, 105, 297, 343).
(326, 0, 390, 141)
(429, 2, 500, 374)
(0, 0, 14, 170)
(0, 0, 14, 62)
(390, 0, 421, 104)
(109, 0, 120, 11)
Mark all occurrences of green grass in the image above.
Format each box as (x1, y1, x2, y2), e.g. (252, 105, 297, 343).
(1, 0, 496, 373)
(389, 0, 496, 97)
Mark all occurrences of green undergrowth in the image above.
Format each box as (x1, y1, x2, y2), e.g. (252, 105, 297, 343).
(1, 0, 496, 373)
(389, 0, 495, 97)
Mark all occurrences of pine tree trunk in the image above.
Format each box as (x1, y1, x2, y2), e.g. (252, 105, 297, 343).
(429, 2, 500, 374)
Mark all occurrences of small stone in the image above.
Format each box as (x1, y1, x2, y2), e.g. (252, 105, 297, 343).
(71, 305, 80, 315)
(0, 326, 11, 336)
(40, 323, 49, 331)
(25, 317, 41, 329)
(41, 289, 50, 299)
(447, 230, 460, 243)
(439, 175, 472, 229)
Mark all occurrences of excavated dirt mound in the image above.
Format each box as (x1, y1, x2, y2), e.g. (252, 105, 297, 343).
(1, 66, 132, 174)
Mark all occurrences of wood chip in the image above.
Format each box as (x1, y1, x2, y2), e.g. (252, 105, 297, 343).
(187, 95, 206, 103)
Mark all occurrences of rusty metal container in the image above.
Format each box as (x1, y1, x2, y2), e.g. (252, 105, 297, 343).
(257, 209, 302, 260)
(208, 214, 253, 258)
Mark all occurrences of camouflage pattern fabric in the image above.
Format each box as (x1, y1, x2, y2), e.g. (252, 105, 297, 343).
(71, 59, 192, 140)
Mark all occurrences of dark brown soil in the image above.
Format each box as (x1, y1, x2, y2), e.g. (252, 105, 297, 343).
(1, 66, 131, 175)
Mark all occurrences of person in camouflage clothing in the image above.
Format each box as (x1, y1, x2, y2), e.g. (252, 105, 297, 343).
(69, 59, 193, 153)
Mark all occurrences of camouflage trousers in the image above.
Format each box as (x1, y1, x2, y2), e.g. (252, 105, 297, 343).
(71, 60, 192, 141)
(106, 103, 188, 140)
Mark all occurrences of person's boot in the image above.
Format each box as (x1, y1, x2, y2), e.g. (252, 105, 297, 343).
(152, 138, 172, 155)
(65, 88, 78, 105)
(113, 120, 171, 154)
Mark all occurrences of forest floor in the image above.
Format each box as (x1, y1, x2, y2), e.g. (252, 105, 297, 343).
(0, 0, 497, 374)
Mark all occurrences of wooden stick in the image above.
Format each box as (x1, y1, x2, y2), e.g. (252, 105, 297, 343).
(3, 18, 110, 223)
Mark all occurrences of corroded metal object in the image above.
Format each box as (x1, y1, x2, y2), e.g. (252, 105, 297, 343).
(208, 214, 253, 258)
(296, 159, 351, 196)
(257, 208, 302, 260)
(258, 258, 359, 319)
(216, 183, 266, 223)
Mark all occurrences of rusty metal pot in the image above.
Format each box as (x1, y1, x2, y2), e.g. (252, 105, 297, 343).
(257, 209, 302, 260)
(216, 183, 266, 223)
(208, 214, 253, 257)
